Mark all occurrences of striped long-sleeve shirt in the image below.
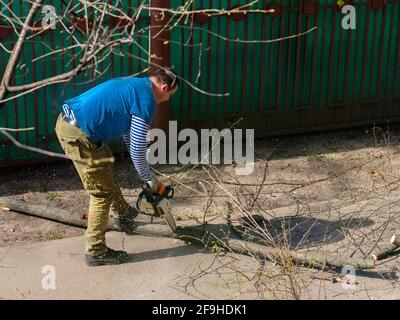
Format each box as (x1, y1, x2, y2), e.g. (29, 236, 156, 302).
(123, 115, 154, 183)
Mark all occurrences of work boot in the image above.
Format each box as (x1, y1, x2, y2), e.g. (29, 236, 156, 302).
(85, 247, 129, 266)
(113, 206, 140, 233)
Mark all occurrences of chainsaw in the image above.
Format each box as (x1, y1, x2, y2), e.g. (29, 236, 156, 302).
(135, 183, 178, 233)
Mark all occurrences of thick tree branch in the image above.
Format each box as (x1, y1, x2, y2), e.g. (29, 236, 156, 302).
(0, 0, 43, 102)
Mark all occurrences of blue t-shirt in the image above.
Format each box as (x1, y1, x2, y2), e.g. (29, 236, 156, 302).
(65, 77, 156, 143)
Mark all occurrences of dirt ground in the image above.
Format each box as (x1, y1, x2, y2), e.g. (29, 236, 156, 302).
(1, 124, 400, 247)
(2, 124, 400, 299)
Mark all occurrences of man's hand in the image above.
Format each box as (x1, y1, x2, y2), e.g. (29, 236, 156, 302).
(146, 179, 166, 195)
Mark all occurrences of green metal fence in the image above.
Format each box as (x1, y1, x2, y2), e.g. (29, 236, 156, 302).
(170, 0, 400, 135)
(0, 0, 148, 165)
(1, 0, 400, 166)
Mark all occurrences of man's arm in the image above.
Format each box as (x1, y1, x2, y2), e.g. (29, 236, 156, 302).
(124, 115, 155, 183)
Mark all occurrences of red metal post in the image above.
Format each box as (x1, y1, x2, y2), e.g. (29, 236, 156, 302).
(150, 0, 171, 135)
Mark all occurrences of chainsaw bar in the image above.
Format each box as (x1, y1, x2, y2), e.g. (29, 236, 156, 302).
(136, 185, 178, 233)
(156, 200, 177, 233)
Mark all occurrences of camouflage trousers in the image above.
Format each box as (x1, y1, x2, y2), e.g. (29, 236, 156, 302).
(55, 114, 130, 256)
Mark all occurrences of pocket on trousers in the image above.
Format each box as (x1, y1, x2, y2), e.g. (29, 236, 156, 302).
(81, 165, 115, 193)
(58, 136, 82, 161)
(78, 137, 113, 164)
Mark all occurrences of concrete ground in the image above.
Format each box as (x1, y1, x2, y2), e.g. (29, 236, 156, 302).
(0, 230, 259, 300)
(1, 228, 400, 300)
(2, 192, 400, 300)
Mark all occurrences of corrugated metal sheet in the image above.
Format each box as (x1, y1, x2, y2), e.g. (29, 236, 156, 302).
(0, 0, 148, 166)
(1, 0, 400, 166)
(170, 0, 400, 135)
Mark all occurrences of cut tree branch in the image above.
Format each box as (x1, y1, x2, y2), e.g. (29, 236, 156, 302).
(0, 197, 376, 271)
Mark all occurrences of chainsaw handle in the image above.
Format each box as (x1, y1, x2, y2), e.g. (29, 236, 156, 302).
(142, 183, 174, 200)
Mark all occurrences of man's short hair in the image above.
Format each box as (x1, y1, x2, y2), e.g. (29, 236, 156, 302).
(149, 68, 179, 90)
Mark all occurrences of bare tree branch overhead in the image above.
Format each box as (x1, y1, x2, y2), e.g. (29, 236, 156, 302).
(0, 0, 317, 105)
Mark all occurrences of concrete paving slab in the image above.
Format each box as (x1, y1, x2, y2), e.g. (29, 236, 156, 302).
(0, 232, 256, 300)
(0, 222, 399, 300)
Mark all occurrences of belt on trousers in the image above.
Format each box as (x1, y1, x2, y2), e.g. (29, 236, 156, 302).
(61, 111, 80, 128)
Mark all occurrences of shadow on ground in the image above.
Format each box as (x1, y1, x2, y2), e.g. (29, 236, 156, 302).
(238, 216, 375, 250)
(126, 244, 208, 264)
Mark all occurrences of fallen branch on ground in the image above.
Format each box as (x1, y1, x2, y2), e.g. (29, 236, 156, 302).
(0, 197, 174, 238)
(391, 234, 400, 246)
(370, 234, 400, 261)
(0, 197, 375, 270)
